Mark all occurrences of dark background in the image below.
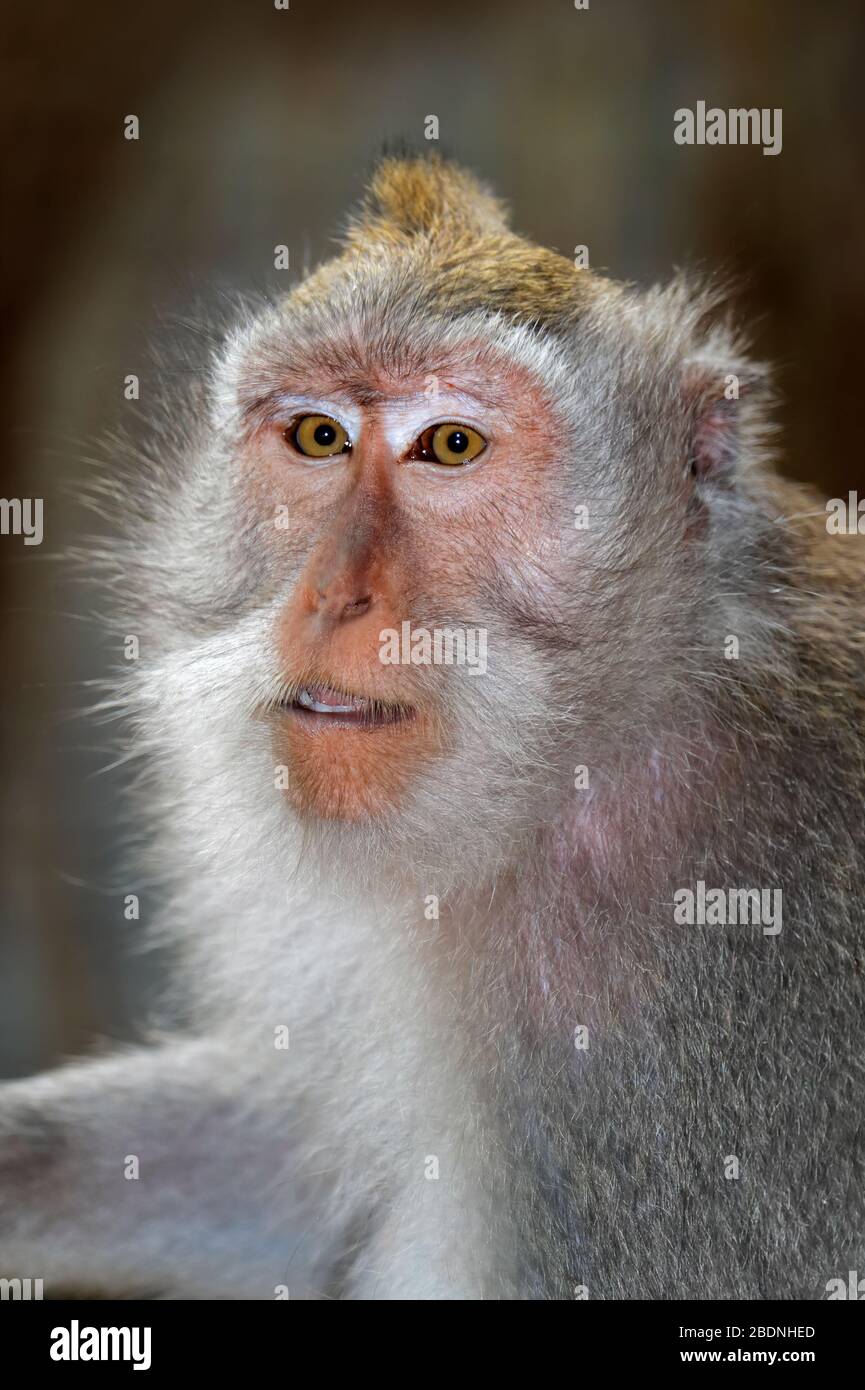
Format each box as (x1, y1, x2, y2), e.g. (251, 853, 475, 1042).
(2, 0, 864, 1076)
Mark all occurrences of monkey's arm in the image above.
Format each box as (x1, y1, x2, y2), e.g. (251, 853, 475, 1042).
(0, 1040, 316, 1299)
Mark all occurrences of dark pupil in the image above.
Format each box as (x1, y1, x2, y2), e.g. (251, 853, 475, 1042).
(313, 422, 337, 447)
(447, 430, 469, 454)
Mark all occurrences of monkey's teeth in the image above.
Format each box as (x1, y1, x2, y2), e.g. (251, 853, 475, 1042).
(296, 687, 361, 715)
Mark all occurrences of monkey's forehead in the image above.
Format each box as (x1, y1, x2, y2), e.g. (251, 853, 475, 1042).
(217, 155, 709, 413)
(213, 225, 724, 437)
(217, 251, 596, 423)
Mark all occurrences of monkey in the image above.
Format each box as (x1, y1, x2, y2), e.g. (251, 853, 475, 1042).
(0, 152, 863, 1301)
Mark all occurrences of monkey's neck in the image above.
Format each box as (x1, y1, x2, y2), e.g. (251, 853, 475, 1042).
(430, 718, 744, 1031)
(168, 714, 744, 1044)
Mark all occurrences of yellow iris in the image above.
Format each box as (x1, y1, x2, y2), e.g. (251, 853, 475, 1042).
(292, 415, 350, 458)
(428, 424, 486, 466)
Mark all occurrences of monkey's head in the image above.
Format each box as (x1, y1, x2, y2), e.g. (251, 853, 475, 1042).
(130, 156, 775, 884)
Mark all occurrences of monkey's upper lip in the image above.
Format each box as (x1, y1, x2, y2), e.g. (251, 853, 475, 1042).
(282, 683, 413, 728)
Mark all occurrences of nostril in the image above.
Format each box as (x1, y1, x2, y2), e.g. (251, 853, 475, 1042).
(341, 594, 373, 621)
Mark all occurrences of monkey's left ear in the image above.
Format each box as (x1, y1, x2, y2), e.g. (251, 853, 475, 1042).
(683, 360, 768, 487)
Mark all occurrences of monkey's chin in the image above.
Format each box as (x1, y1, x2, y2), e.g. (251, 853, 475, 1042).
(270, 697, 432, 822)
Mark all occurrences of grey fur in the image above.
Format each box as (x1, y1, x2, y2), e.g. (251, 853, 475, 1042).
(0, 160, 863, 1300)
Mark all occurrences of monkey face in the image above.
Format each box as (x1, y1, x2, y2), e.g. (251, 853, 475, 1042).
(136, 157, 756, 876)
(235, 343, 575, 824)
(194, 298, 710, 855)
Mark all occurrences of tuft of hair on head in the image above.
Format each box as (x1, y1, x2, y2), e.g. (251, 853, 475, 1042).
(343, 151, 512, 250)
(329, 151, 598, 332)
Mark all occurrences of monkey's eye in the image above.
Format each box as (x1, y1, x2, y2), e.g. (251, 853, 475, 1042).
(288, 414, 351, 459)
(408, 423, 487, 467)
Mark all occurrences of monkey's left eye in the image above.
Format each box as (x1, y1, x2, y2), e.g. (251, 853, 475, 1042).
(287, 414, 351, 458)
(407, 423, 487, 467)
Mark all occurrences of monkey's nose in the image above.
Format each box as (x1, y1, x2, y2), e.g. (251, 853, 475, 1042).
(313, 585, 374, 626)
(338, 593, 373, 622)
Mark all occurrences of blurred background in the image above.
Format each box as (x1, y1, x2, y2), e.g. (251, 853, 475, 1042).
(2, 0, 864, 1077)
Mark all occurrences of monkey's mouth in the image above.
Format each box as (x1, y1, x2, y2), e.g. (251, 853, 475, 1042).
(282, 683, 414, 730)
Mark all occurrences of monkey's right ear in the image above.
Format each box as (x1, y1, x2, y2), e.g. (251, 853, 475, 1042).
(344, 154, 512, 248)
(683, 359, 768, 488)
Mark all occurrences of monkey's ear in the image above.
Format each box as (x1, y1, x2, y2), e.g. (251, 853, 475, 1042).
(683, 359, 768, 487)
(345, 154, 511, 247)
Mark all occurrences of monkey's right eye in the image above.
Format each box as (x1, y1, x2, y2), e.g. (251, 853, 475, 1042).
(286, 415, 351, 459)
